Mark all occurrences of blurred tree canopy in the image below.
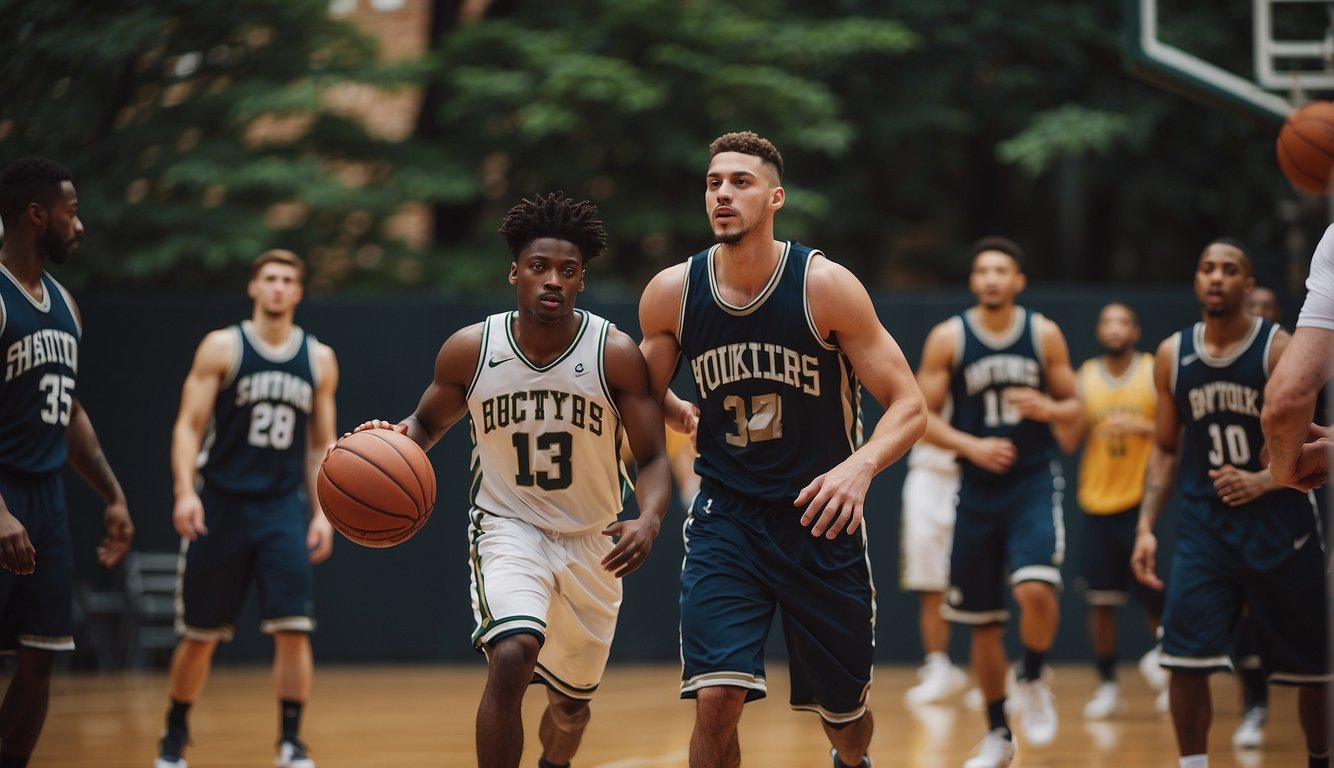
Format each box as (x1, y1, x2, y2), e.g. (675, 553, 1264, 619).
(0, 0, 1324, 294)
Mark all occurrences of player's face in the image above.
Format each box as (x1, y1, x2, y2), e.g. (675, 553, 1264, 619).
(248, 263, 303, 317)
(1195, 244, 1254, 317)
(1095, 304, 1139, 354)
(38, 181, 83, 265)
(1245, 287, 1280, 323)
(509, 238, 585, 324)
(969, 251, 1024, 309)
(705, 152, 783, 246)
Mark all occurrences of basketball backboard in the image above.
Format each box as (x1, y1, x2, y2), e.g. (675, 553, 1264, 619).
(1125, 0, 1334, 122)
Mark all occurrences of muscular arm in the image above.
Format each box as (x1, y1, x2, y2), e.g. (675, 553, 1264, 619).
(917, 321, 1017, 474)
(1132, 337, 1181, 590)
(67, 397, 132, 567)
(798, 258, 926, 538)
(1263, 325, 1334, 490)
(305, 343, 339, 563)
(171, 329, 234, 540)
(600, 330, 671, 578)
(637, 264, 698, 433)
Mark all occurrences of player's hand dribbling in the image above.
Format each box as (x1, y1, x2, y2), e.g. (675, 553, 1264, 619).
(0, 504, 36, 575)
(964, 436, 1017, 475)
(1131, 529, 1163, 591)
(173, 493, 208, 540)
(97, 500, 133, 568)
(601, 515, 660, 578)
(795, 457, 875, 539)
(307, 511, 334, 564)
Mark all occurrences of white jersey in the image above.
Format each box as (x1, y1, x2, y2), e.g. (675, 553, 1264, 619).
(467, 310, 626, 534)
(1298, 224, 1334, 331)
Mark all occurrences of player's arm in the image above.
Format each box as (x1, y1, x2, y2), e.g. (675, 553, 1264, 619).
(798, 259, 926, 539)
(67, 397, 132, 568)
(1131, 337, 1181, 591)
(1264, 325, 1334, 491)
(304, 343, 339, 564)
(600, 329, 671, 578)
(917, 321, 1017, 474)
(171, 329, 235, 541)
(638, 264, 698, 435)
(393, 324, 481, 451)
(1008, 317, 1083, 454)
(0, 300, 31, 575)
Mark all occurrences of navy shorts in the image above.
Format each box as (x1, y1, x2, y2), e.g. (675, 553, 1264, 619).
(1161, 493, 1329, 683)
(179, 482, 316, 641)
(1079, 506, 1164, 617)
(0, 470, 74, 652)
(679, 483, 874, 723)
(945, 462, 1065, 625)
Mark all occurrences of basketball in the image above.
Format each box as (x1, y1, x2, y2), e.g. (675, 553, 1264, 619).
(1276, 100, 1334, 196)
(317, 428, 436, 548)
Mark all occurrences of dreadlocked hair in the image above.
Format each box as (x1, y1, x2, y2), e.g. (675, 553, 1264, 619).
(498, 192, 608, 263)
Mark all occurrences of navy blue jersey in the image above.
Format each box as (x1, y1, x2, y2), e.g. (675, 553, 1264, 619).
(679, 242, 861, 504)
(949, 307, 1057, 484)
(200, 322, 317, 495)
(1172, 318, 1278, 500)
(0, 267, 81, 474)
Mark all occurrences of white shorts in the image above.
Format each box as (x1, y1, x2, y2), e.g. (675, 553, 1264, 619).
(899, 465, 960, 592)
(468, 510, 623, 700)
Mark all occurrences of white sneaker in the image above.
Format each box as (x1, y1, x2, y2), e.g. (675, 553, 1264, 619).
(962, 728, 1016, 768)
(1015, 678, 1058, 746)
(906, 659, 969, 705)
(1139, 647, 1169, 692)
(1232, 705, 1267, 749)
(276, 739, 315, 768)
(1082, 681, 1125, 720)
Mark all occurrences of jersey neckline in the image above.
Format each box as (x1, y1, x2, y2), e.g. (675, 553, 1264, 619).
(240, 320, 305, 363)
(0, 263, 50, 313)
(706, 241, 791, 316)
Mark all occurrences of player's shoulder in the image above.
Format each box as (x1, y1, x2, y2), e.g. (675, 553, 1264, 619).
(643, 260, 689, 297)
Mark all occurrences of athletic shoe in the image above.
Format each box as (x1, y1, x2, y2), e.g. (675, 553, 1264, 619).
(1138, 647, 1169, 692)
(1082, 682, 1125, 720)
(276, 739, 315, 768)
(1232, 704, 1267, 749)
(830, 746, 873, 767)
(1155, 689, 1170, 714)
(1014, 677, 1058, 746)
(905, 658, 969, 705)
(962, 728, 1016, 768)
(155, 729, 187, 768)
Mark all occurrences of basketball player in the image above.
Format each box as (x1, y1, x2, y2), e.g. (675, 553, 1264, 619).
(354, 193, 670, 768)
(915, 236, 1081, 767)
(899, 440, 968, 706)
(1131, 239, 1329, 768)
(637, 131, 926, 768)
(156, 249, 339, 768)
(1066, 303, 1166, 719)
(0, 157, 133, 768)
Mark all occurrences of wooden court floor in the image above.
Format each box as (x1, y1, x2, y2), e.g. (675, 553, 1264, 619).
(13, 663, 1316, 767)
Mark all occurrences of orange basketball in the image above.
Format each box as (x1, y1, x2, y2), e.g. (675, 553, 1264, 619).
(317, 428, 436, 548)
(1277, 100, 1334, 196)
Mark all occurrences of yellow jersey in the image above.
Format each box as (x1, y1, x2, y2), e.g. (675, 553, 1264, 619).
(1076, 352, 1156, 515)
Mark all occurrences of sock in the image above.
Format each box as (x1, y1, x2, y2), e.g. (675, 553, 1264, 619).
(924, 651, 950, 667)
(1310, 750, 1330, 768)
(1020, 647, 1047, 682)
(1240, 667, 1269, 709)
(167, 698, 191, 735)
(986, 698, 1010, 736)
(1179, 755, 1208, 768)
(538, 757, 570, 768)
(0, 755, 30, 768)
(1095, 654, 1117, 683)
(280, 699, 303, 742)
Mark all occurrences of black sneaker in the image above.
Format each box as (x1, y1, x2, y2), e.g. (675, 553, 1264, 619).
(156, 729, 188, 768)
(831, 747, 873, 768)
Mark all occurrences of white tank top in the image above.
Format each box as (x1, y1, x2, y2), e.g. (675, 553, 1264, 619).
(466, 310, 626, 534)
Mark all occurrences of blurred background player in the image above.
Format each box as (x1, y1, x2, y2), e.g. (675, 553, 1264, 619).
(0, 156, 133, 768)
(899, 438, 968, 706)
(1132, 239, 1329, 768)
(1065, 303, 1167, 719)
(916, 236, 1081, 767)
(156, 250, 339, 768)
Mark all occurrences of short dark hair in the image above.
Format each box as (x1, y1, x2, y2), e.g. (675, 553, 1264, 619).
(0, 156, 73, 230)
(970, 236, 1025, 269)
(709, 131, 784, 181)
(250, 249, 305, 281)
(498, 192, 607, 263)
(1203, 236, 1253, 275)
